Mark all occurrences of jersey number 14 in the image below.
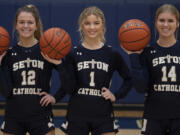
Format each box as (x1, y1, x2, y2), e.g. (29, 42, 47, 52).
(161, 66, 176, 82)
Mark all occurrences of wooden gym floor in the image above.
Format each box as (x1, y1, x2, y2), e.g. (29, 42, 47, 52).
(0, 103, 143, 135)
(0, 128, 141, 135)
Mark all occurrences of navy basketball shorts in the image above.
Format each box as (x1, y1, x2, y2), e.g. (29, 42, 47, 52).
(60, 119, 119, 135)
(67, 118, 118, 135)
(1, 115, 55, 135)
(141, 118, 180, 135)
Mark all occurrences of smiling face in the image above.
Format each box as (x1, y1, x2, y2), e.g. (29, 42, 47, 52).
(156, 11, 179, 39)
(82, 14, 103, 41)
(16, 11, 37, 40)
(78, 6, 106, 43)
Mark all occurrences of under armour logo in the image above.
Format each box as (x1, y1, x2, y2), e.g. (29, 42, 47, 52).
(77, 52, 82, 55)
(150, 50, 156, 54)
(12, 53, 17, 56)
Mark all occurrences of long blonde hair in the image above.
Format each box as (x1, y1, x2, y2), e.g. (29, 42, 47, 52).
(155, 4, 179, 39)
(78, 6, 106, 43)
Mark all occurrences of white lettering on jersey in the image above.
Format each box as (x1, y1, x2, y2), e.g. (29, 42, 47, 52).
(77, 59, 109, 72)
(152, 55, 180, 67)
(13, 88, 42, 95)
(78, 88, 102, 96)
(13, 58, 44, 71)
(154, 84, 180, 92)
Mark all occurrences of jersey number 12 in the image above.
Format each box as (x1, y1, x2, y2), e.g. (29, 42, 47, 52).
(21, 70, 36, 85)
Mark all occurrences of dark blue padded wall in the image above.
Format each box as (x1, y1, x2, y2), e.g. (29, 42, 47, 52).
(0, 0, 180, 103)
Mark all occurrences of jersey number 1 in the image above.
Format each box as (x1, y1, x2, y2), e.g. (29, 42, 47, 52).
(90, 71, 95, 87)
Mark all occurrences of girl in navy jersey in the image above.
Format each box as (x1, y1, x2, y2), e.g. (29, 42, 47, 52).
(48, 6, 132, 135)
(123, 4, 180, 135)
(0, 4, 69, 135)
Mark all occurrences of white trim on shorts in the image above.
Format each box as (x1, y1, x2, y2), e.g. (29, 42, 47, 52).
(141, 119, 147, 134)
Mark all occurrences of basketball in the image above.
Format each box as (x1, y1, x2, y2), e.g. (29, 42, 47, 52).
(0, 26, 10, 55)
(118, 19, 151, 51)
(40, 27, 72, 60)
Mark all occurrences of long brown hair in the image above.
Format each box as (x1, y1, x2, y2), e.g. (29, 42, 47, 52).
(13, 4, 43, 40)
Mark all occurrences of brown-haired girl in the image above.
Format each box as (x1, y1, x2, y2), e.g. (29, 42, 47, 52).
(0, 4, 69, 135)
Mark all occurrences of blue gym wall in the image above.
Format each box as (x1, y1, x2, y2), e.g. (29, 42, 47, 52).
(0, 0, 180, 104)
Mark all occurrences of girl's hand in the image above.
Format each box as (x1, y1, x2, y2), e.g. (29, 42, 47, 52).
(121, 45, 143, 55)
(39, 91, 56, 107)
(41, 52, 62, 65)
(101, 87, 116, 102)
(0, 52, 6, 65)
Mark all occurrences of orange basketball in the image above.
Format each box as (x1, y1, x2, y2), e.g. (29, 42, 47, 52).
(118, 19, 151, 51)
(0, 26, 10, 55)
(40, 27, 72, 60)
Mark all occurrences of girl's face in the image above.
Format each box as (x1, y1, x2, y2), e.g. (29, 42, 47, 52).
(16, 12, 37, 40)
(82, 14, 103, 40)
(156, 11, 179, 39)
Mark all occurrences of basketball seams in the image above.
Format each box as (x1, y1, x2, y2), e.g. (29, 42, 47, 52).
(48, 28, 66, 57)
(118, 19, 150, 51)
(0, 33, 10, 39)
(41, 28, 56, 48)
(54, 37, 71, 59)
(39, 27, 71, 59)
(59, 42, 71, 52)
(40, 28, 57, 58)
(50, 30, 71, 59)
(0, 27, 10, 54)
(51, 29, 66, 51)
(120, 34, 150, 43)
(55, 42, 71, 59)
(0, 46, 9, 48)
(119, 28, 149, 42)
(57, 33, 71, 52)
(119, 28, 149, 37)
(54, 29, 66, 49)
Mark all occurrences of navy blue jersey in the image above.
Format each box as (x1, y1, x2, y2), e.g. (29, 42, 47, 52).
(2, 43, 61, 121)
(63, 44, 132, 121)
(0, 66, 12, 98)
(130, 41, 180, 119)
